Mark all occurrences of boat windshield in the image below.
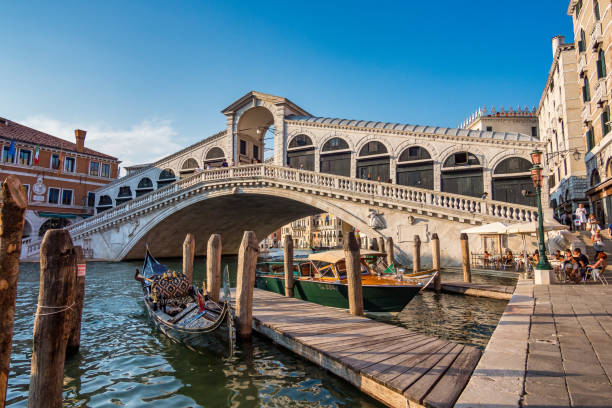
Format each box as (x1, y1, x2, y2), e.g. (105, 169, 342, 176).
(336, 260, 369, 280)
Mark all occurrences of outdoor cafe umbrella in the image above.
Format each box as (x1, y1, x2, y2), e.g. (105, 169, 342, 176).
(505, 221, 569, 273)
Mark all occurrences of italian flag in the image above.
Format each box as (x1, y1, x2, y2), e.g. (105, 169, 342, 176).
(34, 146, 40, 164)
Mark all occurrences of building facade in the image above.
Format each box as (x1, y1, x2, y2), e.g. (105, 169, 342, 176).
(460, 106, 539, 137)
(280, 213, 344, 250)
(568, 0, 612, 226)
(538, 36, 588, 217)
(0, 118, 119, 242)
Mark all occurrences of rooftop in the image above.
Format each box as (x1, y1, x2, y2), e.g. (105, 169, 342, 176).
(0, 117, 118, 160)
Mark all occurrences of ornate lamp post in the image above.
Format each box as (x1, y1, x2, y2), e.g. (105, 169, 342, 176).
(530, 149, 552, 273)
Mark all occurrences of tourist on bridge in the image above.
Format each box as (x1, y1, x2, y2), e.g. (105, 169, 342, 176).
(221, 159, 228, 167)
(575, 204, 587, 230)
(481, 192, 488, 200)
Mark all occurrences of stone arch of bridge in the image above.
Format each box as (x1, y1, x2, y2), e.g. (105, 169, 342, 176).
(117, 186, 384, 260)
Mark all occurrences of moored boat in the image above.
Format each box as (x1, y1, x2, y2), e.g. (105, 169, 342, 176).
(135, 249, 232, 351)
(256, 249, 436, 312)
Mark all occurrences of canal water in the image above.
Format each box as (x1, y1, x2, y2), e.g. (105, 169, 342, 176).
(6, 259, 512, 407)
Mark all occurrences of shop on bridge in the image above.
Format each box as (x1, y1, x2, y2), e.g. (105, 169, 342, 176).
(157, 168, 176, 188)
(396, 146, 434, 189)
(356, 141, 390, 182)
(204, 147, 226, 167)
(491, 157, 536, 206)
(441, 152, 483, 198)
(180, 158, 199, 179)
(287, 134, 315, 171)
(320, 137, 351, 177)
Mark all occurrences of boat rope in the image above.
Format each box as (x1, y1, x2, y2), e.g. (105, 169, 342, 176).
(34, 302, 75, 316)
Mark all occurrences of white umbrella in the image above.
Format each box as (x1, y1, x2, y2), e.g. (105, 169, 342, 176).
(504, 221, 568, 274)
(461, 222, 509, 235)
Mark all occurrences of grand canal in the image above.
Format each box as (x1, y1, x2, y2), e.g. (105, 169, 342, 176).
(6, 259, 511, 407)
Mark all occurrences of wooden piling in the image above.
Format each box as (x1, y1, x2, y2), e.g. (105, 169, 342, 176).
(376, 237, 385, 253)
(431, 233, 441, 292)
(413, 235, 421, 274)
(385, 237, 395, 267)
(461, 233, 471, 283)
(283, 234, 294, 297)
(0, 176, 27, 407)
(66, 246, 86, 357)
(206, 234, 222, 303)
(28, 229, 77, 408)
(235, 231, 259, 339)
(182, 233, 195, 283)
(344, 231, 364, 316)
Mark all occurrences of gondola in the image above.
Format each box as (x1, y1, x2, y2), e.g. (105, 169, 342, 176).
(135, 249, 232, 351)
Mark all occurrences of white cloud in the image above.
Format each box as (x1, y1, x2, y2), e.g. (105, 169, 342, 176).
(20, 116, 184, 175)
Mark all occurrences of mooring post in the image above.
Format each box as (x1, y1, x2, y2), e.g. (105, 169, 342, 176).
(413, 235, 421, 274)
(235, 231, 259, 339)
(66, 246, 86, 357)
(376, 237, 385, 253)
(461, 233, 471, 283)
(385, 236, 395, 267)
(206, 234, 222, 303)
(431, 233, 441, 292)
(344, 231, 364, 316)
(28, 229, 77, 408)
(283, 234, 294, 297)
(0, 176, 27, 407)
(182, 233, 195, 283)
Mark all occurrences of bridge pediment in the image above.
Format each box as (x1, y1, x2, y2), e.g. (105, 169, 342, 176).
(221, 91, 311, 117)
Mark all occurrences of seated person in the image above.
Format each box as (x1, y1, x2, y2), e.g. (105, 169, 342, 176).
(565, 248, 589, 283)
(587, 252, 607, 282)
(532, 250, 539, 264)
(554, 250, 563, 260)
(503, 249, 514, 265)
(483, 250, 490, 268)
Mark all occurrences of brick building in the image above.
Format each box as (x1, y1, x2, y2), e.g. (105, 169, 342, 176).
(0, 117, 120, 242)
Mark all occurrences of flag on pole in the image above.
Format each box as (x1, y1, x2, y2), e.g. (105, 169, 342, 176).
(8, 139, 15, 160)
(34, 145, 40, 164)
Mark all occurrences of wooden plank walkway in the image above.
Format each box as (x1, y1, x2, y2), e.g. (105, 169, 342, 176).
(230, 288, 481, 408)
(430, 282, 514, 300)
(456, 279, 612, 407)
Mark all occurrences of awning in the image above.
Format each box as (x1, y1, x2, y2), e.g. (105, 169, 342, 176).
(37, 212, 78, 219)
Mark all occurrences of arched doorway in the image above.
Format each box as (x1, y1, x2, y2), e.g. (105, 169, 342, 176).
(356, 141, 390, 181)
(97, 195, 113, 212)
(287, 134, 314, 170)
(180, 158, 199, 179)
(320, 137, 351, 177)
(39, 218, 71, 237)
(396, 146, 433, 189)
(204, 147, 226, 168)
(492, 157, 535, 206)
(136, 177, 154, 197)
(237, 106, 274, 164)
(591, 169, 601, 186)
(441, 152, 483, 198)
(157, 168, 176, 188)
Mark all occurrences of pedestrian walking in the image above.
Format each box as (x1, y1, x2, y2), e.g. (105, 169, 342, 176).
(575, 204, 587, 230)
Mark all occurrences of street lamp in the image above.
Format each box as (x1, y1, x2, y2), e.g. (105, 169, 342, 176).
(530, 149, 552, 273)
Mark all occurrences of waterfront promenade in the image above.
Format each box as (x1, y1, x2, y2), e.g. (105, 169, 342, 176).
(230, 288, 481, 408)
(457, 279, 612, 407)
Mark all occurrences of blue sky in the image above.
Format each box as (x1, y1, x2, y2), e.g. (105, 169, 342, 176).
(0, 0, 574, 168)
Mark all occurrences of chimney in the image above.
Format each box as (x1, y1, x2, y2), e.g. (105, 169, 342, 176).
(74, 129, 86, 152)
(552, 35, 565, 57)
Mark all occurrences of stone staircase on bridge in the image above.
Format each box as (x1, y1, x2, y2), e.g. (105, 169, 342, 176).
(22, 164, 540, 259)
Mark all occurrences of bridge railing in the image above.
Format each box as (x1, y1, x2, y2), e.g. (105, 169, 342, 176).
(25, 164, 538, 257)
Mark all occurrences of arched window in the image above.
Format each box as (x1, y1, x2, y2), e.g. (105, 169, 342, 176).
(204, 147, 226, 168)
(492, 157, 536, 206)
(287, 134, 315, 171)
(591, 169, 601, 186)
(397, 146, 433, 189)
(180, 158, 199, 179)
(98, 195, 112, 206)
(357, 141, 390, 181)
(322, 137, 349, 152)
(157, 168, 176, 188)
(288, 134, 313, 149)
(441, 152, 483, 198)
(39, 218, 71, 237)
(358, 141, 388, 157)
(116, 186, 133, 206)
(597, 48, 607, 79)
(320, 137, 350, 176)
(136, 177, 154, 197)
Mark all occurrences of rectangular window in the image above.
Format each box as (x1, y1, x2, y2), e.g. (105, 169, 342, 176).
(531, 127, 537, 137)
(87, 192, 95, 207)
(48, 187, 60, 204)
(50, 154, 60, 170)
(61, 189, 73, 205)
(575, 0, 582, 17)
(579, 30, 586, 53)
(240, 139, 247, 155)
(2, 146, 15, 163)
(23, 184, 29, 201)
(564, 157, 568, 176)
(64, 157, 76, 173)
(101, 163, 110, 178)
(89, 161, 99, 176)
(253, 145, 259, 161)
(587, 125, 595, 150)
(597, 49, 607, 79)
(18, 149, 32, 165)
(583, 76, 591, 101)
(486, 126, 493, 131)
(602, 106, 611, 137)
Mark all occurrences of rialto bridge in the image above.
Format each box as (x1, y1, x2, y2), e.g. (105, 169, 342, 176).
(24, 91, 550, 265)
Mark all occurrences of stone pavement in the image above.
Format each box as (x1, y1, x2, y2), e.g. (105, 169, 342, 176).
(456, 279, 612, 407)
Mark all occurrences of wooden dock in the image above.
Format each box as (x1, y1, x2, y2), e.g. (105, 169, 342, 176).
(230, 288, 481, 408)
(431, 282, 514, 300)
